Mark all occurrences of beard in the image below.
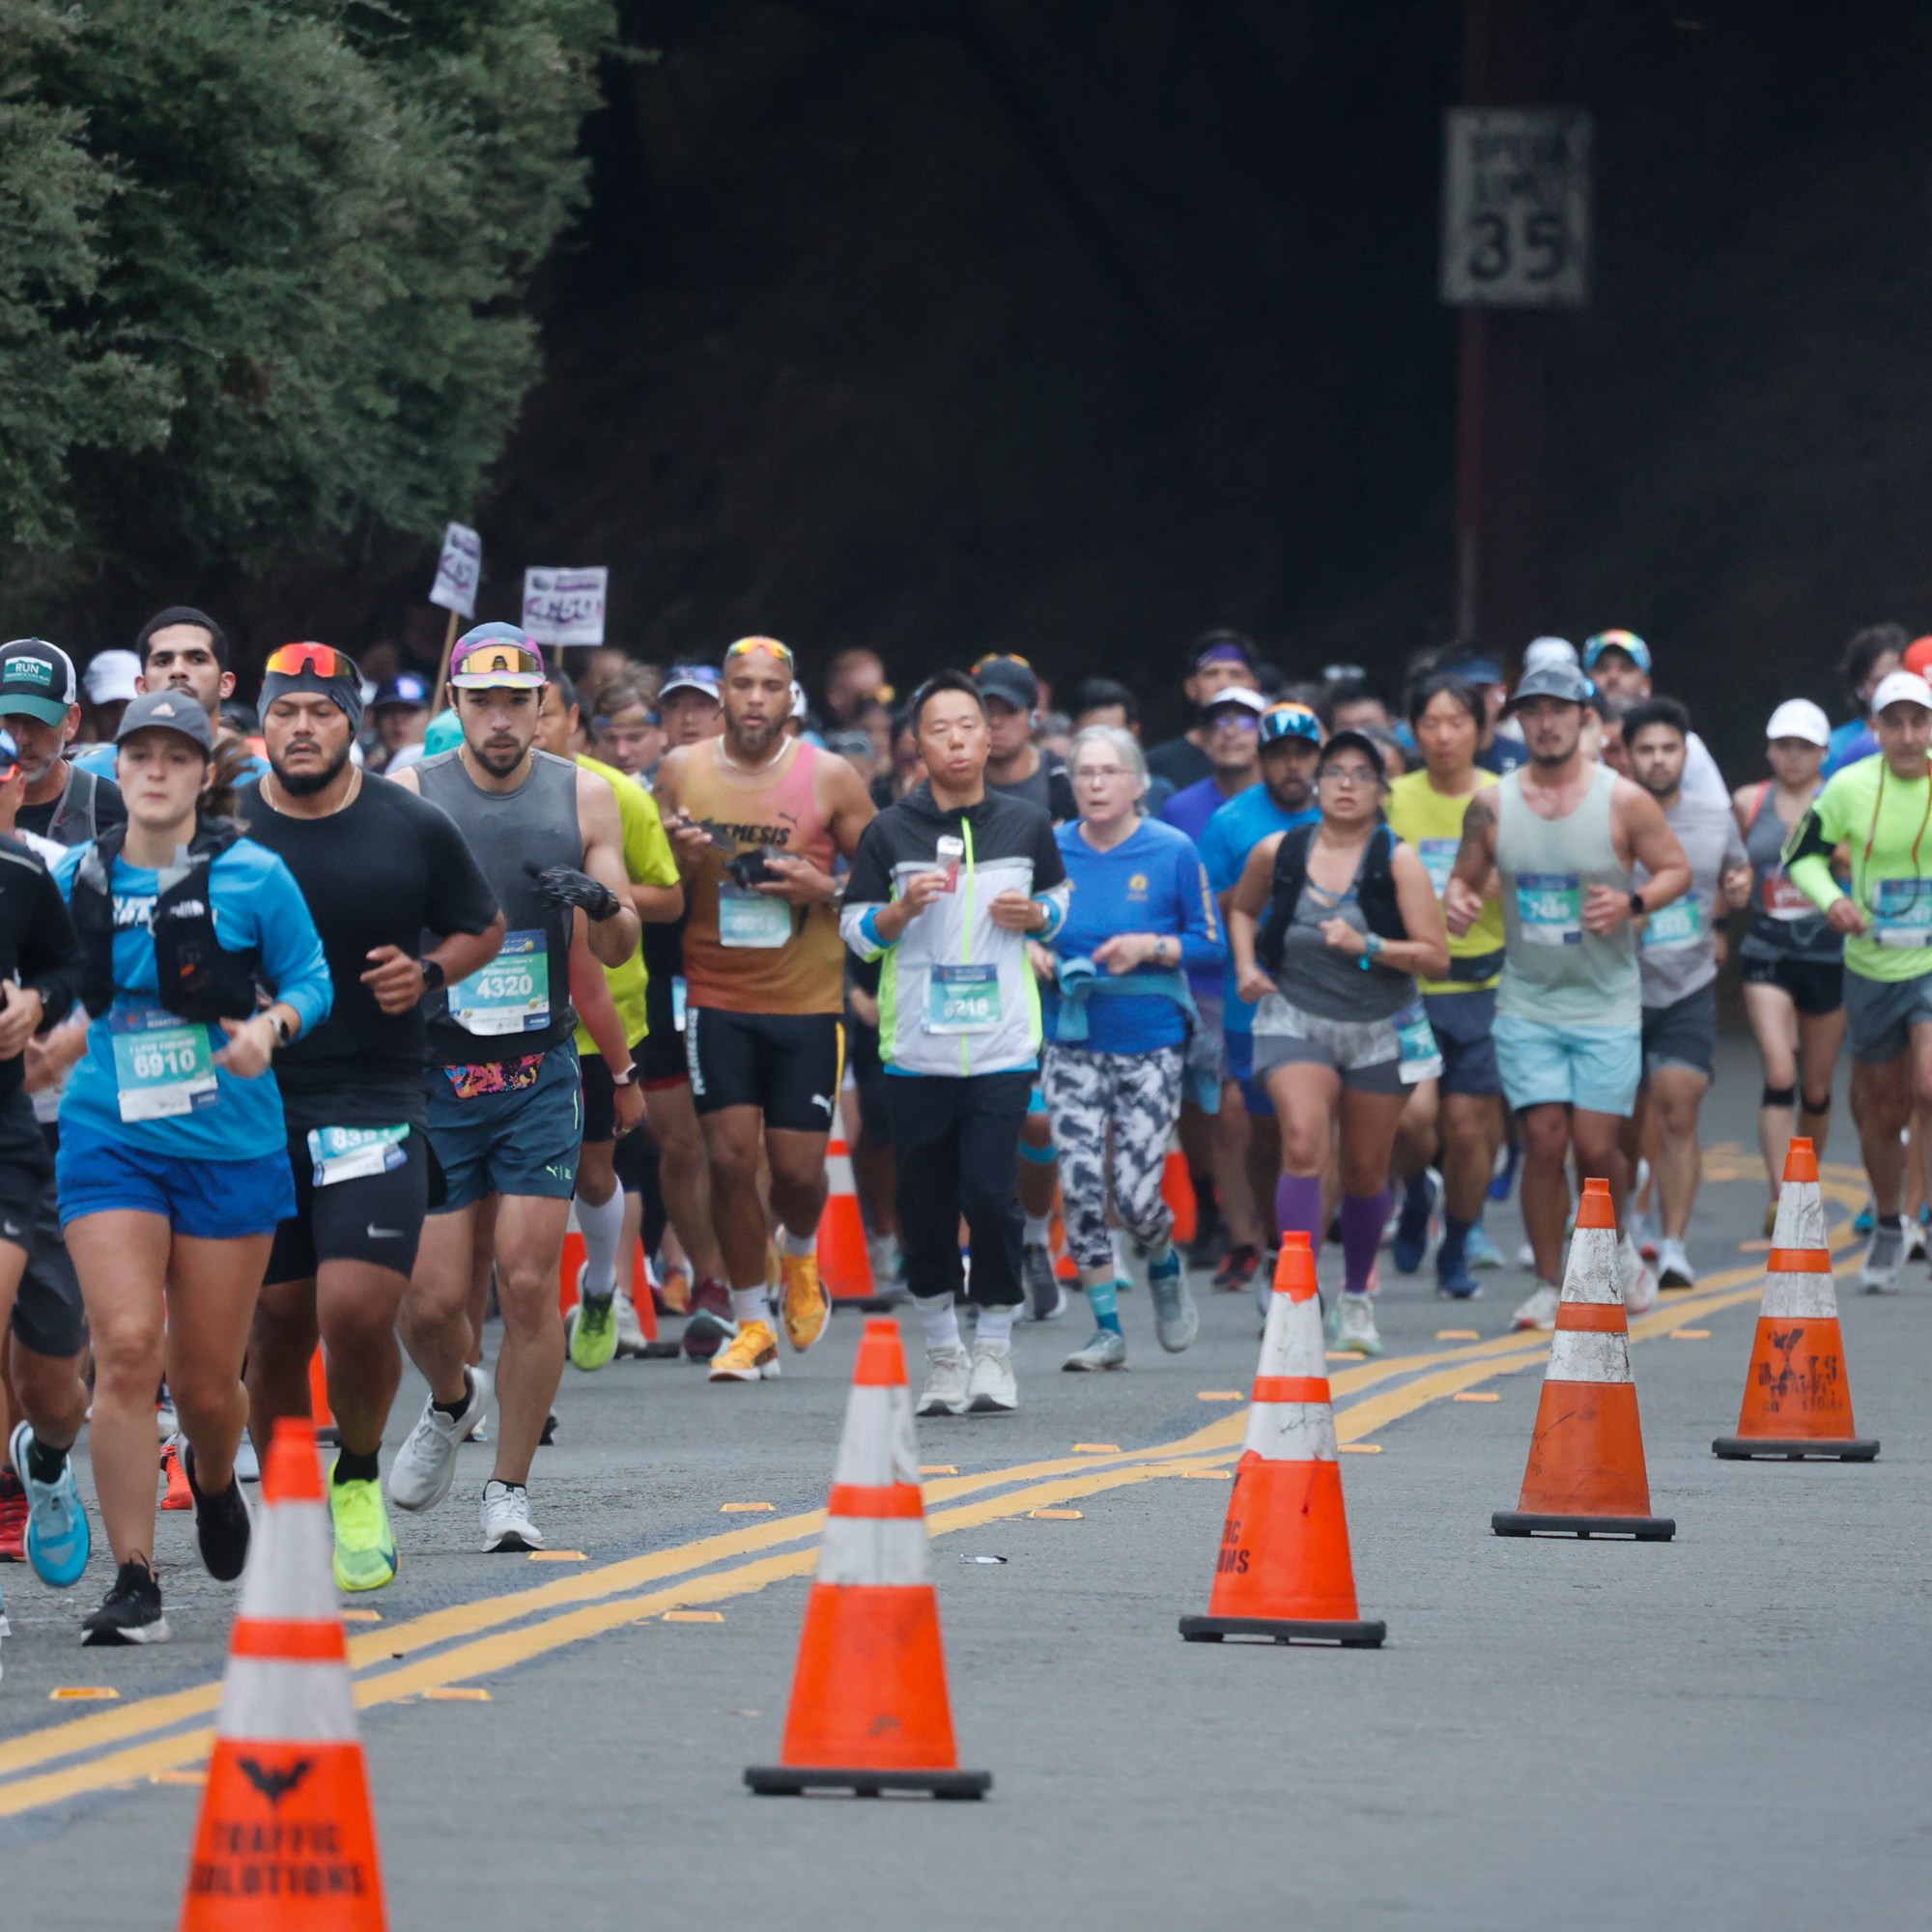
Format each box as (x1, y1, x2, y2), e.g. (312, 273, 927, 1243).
(271, 741, 352, 795)
(729, 713, 780, 758)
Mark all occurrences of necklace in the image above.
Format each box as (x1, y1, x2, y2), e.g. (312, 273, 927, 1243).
(716, 733, 794, 779)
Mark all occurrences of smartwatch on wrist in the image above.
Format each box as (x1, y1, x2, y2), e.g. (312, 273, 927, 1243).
(419, 957, 446, 995)
(1629, 891, 1645, 918)
(611, 1063, 640, 1090)
(269, 1011, 294, 1048)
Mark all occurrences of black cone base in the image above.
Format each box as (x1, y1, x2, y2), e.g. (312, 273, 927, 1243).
(1179, 1613, 1386, 1648)
(830, 1294, 909, 1314)
(745, 1764, 990, 1799)
(1492, 1509, 1675, 1540)
(1713, 1435, 1879, 1462)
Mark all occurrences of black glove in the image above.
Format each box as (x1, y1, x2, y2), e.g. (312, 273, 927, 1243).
(527, 863, 621, 922)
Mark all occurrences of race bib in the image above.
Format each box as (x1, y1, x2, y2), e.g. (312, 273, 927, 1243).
(925, 963, 1001, 1035)
(451, 928, 551, 1035)
(1762, 869, 1814, 922)
(1872, 877, 1932, 948)
(718, 883, 792, 950)
(1418, 838, 1460, 898)
(306, 1124, 408, 1187)
(1515, 872, 1582, 946)
(110, 1009, 217, 1123)
(1394, 1002, 1443, 1084)
(1640, 895, 1703, 952)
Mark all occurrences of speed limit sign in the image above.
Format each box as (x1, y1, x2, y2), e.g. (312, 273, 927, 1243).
(1441, 108, 1591, 307)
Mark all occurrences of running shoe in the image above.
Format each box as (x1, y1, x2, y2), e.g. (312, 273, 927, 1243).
(1329, 1292, 1382, 1356)
(1861, 1221, 1904, 1293)
(155, 1395, 178, 1443)
(81, 1558, 168, 1646)
(1620, 1236, 1659, 1316)
(1907, 1217, 1928, 1264)
(1391, 1170, 1439, 1274)
(1633, 1208, 1661, 1264)
(966, 1343, 1018, 1412)
(10, 1422, 90, 1589)
(1023, 1241, 1066, 1321)
(1515, 1239, 1536, 1269)
(1435, 1253, 1482, 1299)
(479, 1481, 544, 1553)
(1063, 1328, 1127, 1372)
(1488, 1140, 1522, 1204)
(780, 1251, 831, 1351)
(0, 1466, 25, 1563)
(1854, 1200, 1875, 1236)
(917, 1345, 973, 1416)
(867, 1231, 904, 1289)
(1512, 1284, 1561, 1331)
(682, 1280, 736, 1361)
(1147, 1247, 1199, 1352)
(182, 1442, 252, 1583)
(388, 1366, 492, 1514)
(1464, 1221, 1506, 1269)
(566, 1277, 619, 1373)
(658, 1262, 693, 1317)
(708, 1320, 781, 1382)
(160, 1440, 191, 1511)
(613, 1286, 649, 1359)
(1213, 1244, 1261, 1295)
(1656, 1238, 1695, 1290)
(328, 1466, 398, 1593)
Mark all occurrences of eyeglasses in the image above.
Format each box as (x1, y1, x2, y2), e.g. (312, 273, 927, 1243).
(724, 638, 794, 666)
(265, 641, 355, 681)
(1320, 763, 1378, 787)
(1077, 765, 1133, 783)
(1207, 712, 1260, 732)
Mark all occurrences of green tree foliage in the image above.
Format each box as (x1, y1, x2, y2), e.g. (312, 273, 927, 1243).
(0, 0, 611, 581)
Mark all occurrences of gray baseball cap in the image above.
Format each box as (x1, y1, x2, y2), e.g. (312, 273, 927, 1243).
(1502, 663, 1593, 713)
(115, 688, 214, 753)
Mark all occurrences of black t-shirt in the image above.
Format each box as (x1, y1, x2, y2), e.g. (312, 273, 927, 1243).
(1146, 735, 1212, 791)
(988, 750, 1076, 826)
(17, 766, 126, 845)
(236, 777, 499, 1130)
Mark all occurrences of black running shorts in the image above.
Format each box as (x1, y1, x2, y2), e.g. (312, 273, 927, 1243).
(684, 1009, 843, 1134)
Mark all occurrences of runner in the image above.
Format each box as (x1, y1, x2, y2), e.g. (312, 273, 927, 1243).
(1146, 632, 1264, 789)
(0, 639, 127, 846)
(840, 670, 1067, 1414)
(386, 624, 640, 1549)
(53, 692, 330, 1642)
(1444, 661, 1690, 1331)
(654, 638, 875, 1383)
(237, 644, 502, 1590)
(1620, 697, 1751, 1289)
(1825, 623, 1907, 773)
(1783, 667, 1932, 1291)
(73, 609, 269, 783)
(1580, 631, 1728, 803)
(1195, 699, 1324, 1294)
(1159, 686, 1264, 842)
(1383, 673, 1506, 1299)
(1038, 725, 1221, 1370)
(1228, 730, 1450, 1356)
(1734, 698, 1845, 1228)
(81, 648, 140, 746)
(365, 671, 432, 775)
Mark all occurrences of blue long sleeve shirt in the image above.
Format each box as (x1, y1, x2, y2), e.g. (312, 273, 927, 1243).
(55, 836, 332, 1161)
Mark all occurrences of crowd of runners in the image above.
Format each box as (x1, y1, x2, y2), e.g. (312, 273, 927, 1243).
(0, 610, 1923, 1665)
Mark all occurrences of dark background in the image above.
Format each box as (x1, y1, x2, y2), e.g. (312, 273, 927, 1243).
(74, 1, 1932, 766)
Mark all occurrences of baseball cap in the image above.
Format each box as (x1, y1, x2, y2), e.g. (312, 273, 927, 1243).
(1522, 637, 1580, 675)
(1765, 698, 1831, 748)
(1259, 700, 1322, 748)
(116, 689, 214, 753)
(789, 681, 810, 722)
(1583, 629, 1653, 674)
(973, 653, 1040, 711)
(1438, 650, 1503, 686)
(83, 649, 140, 707)
(1317, 728, 1387, 781)
(450, 623, 546, 690)
(0, 639, 79, 725)
(1503, 663, 1593, 712)
(371, 672, 431, 711)
(660, 665, 722, 702)
(1871, 669, 1932, 715)
(1201, 686, 1266, 718)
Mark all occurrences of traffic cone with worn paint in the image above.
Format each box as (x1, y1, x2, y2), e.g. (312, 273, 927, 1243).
(1714, 1139, 1877, 1462)
(1492, 1178, 1675, 1540)
(819, 1134, 894, 1311)
(179, 1416, 385, 1930)
(1161, 1139, 1198, 1248)
(1179, 1233, 1385, 1646)
(746, 1319, 989, 1797)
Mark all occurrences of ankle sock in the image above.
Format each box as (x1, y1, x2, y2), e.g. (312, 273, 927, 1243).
(781, 1228, 815, 1259)
(1023, 1213, 1052, 1247)
(1082, 1270, 1122, 1333)
(332, 1446, 380, 1486)
(728, 1286, 769, 1327)
(432, 1372, 473, 1422)
(24, 1435, 70, 1485)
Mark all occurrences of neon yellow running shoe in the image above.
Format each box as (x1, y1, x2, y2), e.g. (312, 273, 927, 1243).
(329, 1467, 398, 1593)
(566, 1272, 618, 1373)
(708, 1320, 781, 1382)
(780, 1251, 831, 1351)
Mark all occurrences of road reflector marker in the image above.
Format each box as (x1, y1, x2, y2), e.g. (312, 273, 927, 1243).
(1339, 1444, 1384, 1454)
(1071, 1443, 1120, 1454)
(920, 1464, 957, 1475)
(1436, 1328, 1480, 1340)
(1179, 1468, 1233, 1479)
(720, 1501, 774, 1513)
(50, 1687, 118, 1701)
(1670, 1328, 1711, 1340)
(1454, 1391, 1500, 1403)
(341, 1609, 382, 1622)
(1029, 1508, 1083, 1520)
(665, 1609, 724, 1622)
(528, 1550, 586, 1561)
(1197, 1390, 1242, 1401)
(424, 1687, 492, 1702)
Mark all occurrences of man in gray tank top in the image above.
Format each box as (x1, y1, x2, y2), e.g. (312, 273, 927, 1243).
(385, 625, 640, 1554)
(1446, 662, 1690, 1331)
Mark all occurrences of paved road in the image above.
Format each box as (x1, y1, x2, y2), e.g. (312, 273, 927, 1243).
(3, 1041, 1927, 1931)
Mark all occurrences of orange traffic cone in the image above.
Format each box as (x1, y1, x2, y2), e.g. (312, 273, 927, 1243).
(558, 1221, 586, 1319)
(1161, 1140, 1198, 1248)
(1492, 1178, 1674, 1540)
(161, 1439, 192, 1511)
(308, 1348, 338, 1447)
(819, 1133, 895, 1312)
(1714, 1139, 1878, 1462)
(180, 1417, 385, 1929)
(746, 1319, 990, 1798)
(1179, 1233, 1385, 1646)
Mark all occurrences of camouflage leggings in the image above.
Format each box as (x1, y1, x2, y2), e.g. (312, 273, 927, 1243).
(1041, 1042, 1185, 1271)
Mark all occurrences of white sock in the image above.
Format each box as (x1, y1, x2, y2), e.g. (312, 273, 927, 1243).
(1023, 1214, 1052, 1246)
(728, 1286, 769, 1327)
(976, 1307, 1015, 1350)
(782, 1228, 816, 1259)
(576, 1188, 625, 1298)
(915, 1293, 963, 1353)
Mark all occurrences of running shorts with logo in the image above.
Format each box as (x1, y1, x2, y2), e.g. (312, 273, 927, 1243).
(266, 1126, 438, 1281)
(686, 1009, 842, 1132)
(428, 1043, 584, 1210)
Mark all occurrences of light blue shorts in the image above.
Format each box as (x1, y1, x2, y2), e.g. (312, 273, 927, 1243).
(1493, 1012, 1641, 1119)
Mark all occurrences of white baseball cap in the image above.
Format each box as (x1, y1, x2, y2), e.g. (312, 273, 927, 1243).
(1201, 685, 1266, 716)
(83, 648, 140, 706)
(1764, 698, 1830, 748)
(1522, 636, 1579, 674)
(1871, 669, 1932, 716)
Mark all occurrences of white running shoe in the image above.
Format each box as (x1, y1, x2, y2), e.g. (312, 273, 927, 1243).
(388, 1367, 492, 1513)
(1620, 1235, 1659, 1315)
(1861, 1221, 1905, 1293)
(1329, 1292, 1382, 1357)
(966, 1343, 1018, 1413)
(1515, 1239, 1536, 1269)
(1656, 1237, 1695, 1290)
(479, 1480, 544, 1552)
(1906, 1218, 1928, 1264)
(917, 1345, 972, 1417)
(613, 1288, 649, 1358)
(1063, 1328, 1127, 1372)
(1512, 1284, 1561, 1331)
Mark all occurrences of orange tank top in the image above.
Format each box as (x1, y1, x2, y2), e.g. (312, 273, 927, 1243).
(678, 737, 844, 1014)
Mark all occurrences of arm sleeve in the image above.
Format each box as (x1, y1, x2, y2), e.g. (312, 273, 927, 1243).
(418, 797, 502, 939)
(251, 853, 333, 1036)
(1176, 851, 1226, 974)
(21, 863, 81, 1030)
(839, 820, 895, 961)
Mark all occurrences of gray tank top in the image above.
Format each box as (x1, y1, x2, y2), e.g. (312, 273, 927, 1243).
(1275, 864, 1416, 1023)
(1739, 782, 1840, 964)
(418, 747, 582, 1063)
(1495, 761, 1638, 1025)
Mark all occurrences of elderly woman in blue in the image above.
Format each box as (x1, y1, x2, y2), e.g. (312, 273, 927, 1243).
(48, 692, 330, 1645)
(1037, 724, 1224, 1374)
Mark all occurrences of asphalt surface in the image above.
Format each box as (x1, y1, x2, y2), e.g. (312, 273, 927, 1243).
(3, 1037, 1928, 1931)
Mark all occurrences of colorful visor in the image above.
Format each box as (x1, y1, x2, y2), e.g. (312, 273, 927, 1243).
(1260, 701, 1322, 748)
(265, 641, 356, 682)
(451, 639, 546, 688)
(724, 637, 794, 667)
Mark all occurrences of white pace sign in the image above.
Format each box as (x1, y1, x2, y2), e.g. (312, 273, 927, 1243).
(521, 567, 609, 649)
(428, 523, 482, 617)
(1441, 108, 1591, 307)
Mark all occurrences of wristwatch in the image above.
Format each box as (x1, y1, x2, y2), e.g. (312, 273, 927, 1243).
(1628, 891, 1646, 918)
(611, 1063, 639, 1090)
(419, 957, 446, 994)
(1362, 931, 1385, 960)
(269, 1011, 295, 1048)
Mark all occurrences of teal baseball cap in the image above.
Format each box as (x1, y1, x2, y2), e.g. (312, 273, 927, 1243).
(0, 639, 79, 726)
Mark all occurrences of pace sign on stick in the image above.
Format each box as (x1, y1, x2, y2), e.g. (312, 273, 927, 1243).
(522, 567, 609, 649)
(429, 523, 482, 618)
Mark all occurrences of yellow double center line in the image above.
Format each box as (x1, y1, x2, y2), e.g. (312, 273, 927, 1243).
(0, 1174, 1862, 1821)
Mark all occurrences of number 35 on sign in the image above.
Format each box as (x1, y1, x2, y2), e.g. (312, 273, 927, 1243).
(1440, 108, 1591, 308)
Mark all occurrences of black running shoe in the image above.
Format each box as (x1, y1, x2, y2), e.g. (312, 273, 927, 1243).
(82, 1558, 169, 1646)
(182, 1443, 251, 1582)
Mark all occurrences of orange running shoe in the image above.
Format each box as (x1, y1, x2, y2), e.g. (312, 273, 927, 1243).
(781, 1250, 831, 1352)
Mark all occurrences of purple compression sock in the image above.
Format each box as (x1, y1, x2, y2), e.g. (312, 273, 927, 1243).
(1274, 1174, 1324, 1251)
(1339, 1188, 1390, 1293)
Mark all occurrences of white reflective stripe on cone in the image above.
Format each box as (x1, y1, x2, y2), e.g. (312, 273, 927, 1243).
(827, 1143, 857, 1193)
(816, 1516, 931, 1587)
(1761, 1271, 1840, 1320)
(831, 1385, 922, 1489)
(214, 1659, 359, 1744)
(1563, 1226, 1624, 1306)
(1258, 1296, 1327, 1381)
(1547, 1329, 1634, 1384)
(1770, 1184, 1826, 1253)
(1243, 1402, 1339, 1464)
(236, 1504, 338, 1622)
